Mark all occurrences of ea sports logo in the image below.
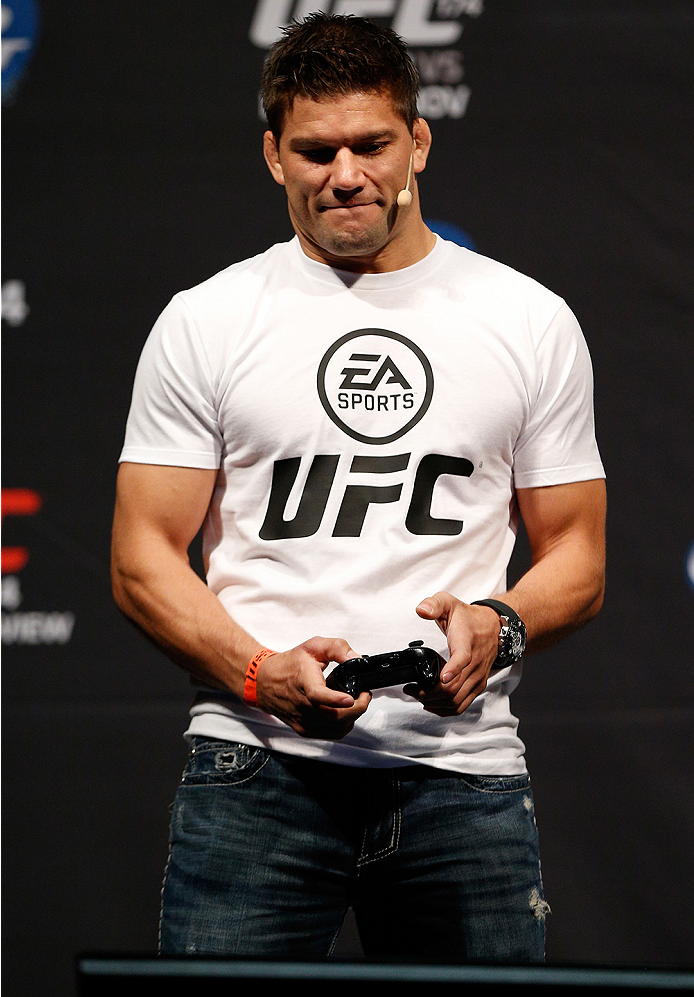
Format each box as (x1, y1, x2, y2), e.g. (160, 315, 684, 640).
(317, 329, 434, 445)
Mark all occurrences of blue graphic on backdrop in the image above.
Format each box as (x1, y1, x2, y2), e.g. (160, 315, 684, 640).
(425, 218, 476, 251)
(686, 541, 694, 594)
(2, 0, 39, 102)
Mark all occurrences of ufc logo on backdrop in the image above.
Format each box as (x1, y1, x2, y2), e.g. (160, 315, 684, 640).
(1, 488, 41, 574)
(250, 1, 475, 49)
(259, 452, 474, 539)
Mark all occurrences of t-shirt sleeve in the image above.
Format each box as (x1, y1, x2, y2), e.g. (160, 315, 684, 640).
(119, 294, 223, 468)
(513, 301, 605, 488)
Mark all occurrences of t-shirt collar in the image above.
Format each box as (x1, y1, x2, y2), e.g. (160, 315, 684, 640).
(290, 234, 448, 290)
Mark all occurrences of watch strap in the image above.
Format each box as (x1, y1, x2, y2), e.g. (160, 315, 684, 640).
(471, 598, 523, 624)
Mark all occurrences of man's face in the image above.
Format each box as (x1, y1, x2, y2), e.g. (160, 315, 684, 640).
(263, 90, 431, 271)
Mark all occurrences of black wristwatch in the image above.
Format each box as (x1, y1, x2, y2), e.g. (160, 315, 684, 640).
(471, 599, 527, 666)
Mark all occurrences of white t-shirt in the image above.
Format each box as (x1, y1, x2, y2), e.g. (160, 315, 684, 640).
(120, 236, 604, 774)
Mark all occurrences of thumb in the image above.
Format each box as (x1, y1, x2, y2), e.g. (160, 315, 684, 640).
(416, 591, 453, 621)
(303, 636, 359, 670)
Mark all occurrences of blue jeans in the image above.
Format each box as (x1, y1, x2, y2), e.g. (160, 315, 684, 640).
(159, 738, 548, 962)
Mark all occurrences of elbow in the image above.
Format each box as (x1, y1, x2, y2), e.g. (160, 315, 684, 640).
(110, 543, 141, 622)
(111, 559, 133, 619)
(111, 570, 128, 616)
(584, 567, 606, 623)
(587, 589, 604, 623)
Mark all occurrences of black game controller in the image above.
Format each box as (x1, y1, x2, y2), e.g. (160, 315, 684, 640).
(326, 641, 443, 698)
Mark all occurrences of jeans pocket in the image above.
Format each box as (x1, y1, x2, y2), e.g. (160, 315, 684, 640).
(181, 738, 270, 787)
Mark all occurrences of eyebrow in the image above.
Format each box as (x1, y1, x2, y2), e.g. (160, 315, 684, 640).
(288, 129, 398, 151)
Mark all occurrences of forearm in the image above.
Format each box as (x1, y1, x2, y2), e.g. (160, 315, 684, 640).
(112, 537, 371, 736)
(111, 462, 369, 739)
(111, 535, 260, 696)
(498, 533, 605, 653)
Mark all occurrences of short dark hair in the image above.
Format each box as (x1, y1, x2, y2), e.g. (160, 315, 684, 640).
(261, 13, 420, 138)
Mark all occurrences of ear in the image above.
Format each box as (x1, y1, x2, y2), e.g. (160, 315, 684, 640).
(263, 130, 285, 186)
(412, 118, 433, 174)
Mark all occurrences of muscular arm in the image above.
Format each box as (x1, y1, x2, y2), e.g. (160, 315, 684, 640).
(111, 462, 370, 737)
(410, 478, 606, 715)
(503, 477, 606, 650)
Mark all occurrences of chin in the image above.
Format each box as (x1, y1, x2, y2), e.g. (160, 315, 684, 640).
(318, 224, 389, 259)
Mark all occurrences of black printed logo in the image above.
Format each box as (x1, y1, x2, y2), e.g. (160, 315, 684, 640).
(259, 452, 474, 540)
(317, 329, 434, 445)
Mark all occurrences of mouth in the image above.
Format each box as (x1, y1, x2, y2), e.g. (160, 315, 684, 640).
(319, 201, 379, 213)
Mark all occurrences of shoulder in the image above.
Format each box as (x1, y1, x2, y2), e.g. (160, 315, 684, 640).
(174, 240, 295, 321)
(441, 239, 564, 310)
(437, 239, 581, 354)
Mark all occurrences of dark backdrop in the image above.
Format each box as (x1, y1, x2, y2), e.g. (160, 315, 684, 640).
(2, 2, 693, 995)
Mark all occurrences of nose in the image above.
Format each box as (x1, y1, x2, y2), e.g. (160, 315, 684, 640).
(330, 149, 364, 198)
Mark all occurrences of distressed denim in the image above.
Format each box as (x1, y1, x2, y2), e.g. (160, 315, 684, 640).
(159, 738, 548, 962)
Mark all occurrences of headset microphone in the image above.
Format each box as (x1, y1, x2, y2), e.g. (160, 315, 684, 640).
(397, 151, 414, 207)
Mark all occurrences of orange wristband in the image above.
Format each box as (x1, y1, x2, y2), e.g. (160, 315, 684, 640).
(244, 648, 276, 707)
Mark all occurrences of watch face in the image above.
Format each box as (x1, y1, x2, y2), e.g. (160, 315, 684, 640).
(499, 620, 526, 664)
(491, 609, 527, 667)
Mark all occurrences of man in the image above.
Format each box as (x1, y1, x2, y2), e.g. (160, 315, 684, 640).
(111, 14, 605, 963)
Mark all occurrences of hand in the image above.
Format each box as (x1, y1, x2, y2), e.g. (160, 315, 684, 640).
(404, 592, 501, 716)
(255, 636, 371, 739)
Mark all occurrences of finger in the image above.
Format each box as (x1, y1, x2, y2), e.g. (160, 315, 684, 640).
(306, 680, 355, 710)
(404, 684, 459, 709)
(316, 688, 372, 716)
(293, 639, 359, 706)
(438, 669, 490, 712)
(351, 690, 372, 715)
(439, 648, 472, 684)
(300, 690, 372, 739)
(415, 592, 453, 622)
(403, 680, 459, 704)
(302, 635, 360, 669)
(404, 659, 486, 708)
